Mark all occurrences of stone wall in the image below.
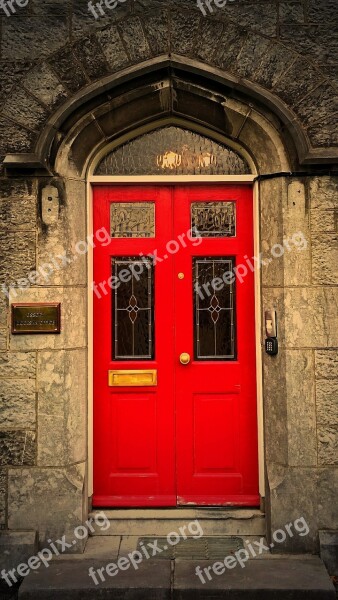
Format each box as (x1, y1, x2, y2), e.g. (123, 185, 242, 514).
(0, 0, 337, 555)
(261, 176, 338, 552)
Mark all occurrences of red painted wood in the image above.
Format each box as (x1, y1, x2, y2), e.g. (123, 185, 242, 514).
(93, 185, 259, 507)
(93, 186, 176, 506)
(174, 186, 259, 505)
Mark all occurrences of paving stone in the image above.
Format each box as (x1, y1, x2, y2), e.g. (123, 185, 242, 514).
(0, 530, 38, 573)
(174, 556, 335, 598)
(8, 463, 87, 550)
(18, 559, 171, 599)
(319, 530, 338, 576)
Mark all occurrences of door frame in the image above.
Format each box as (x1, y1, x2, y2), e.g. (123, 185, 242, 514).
(87, 174, 265, 504)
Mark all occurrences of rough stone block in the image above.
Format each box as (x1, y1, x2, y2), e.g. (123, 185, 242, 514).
(118, 16, 152, 62)
(0, 193, 36, 230)
(37, 349, 86, 466)
(260, 178, 285, 287)
(267, 464, 319, 552)
(273, 59, 324, 107)
(0, 116, 36, 158)
(170, 10, 201, 56)
(315, 350, 338, 379)
(0, 431, 36, 466)
(312, 233, 338, 285)
(213, 22, 247, 72)
(311, 209, 337, 233)
(232, 33, 271, 80)
(0, 329, 7, 351)
(0, 353, 36, 378)
(284, 288, 338, 348)
(47, 48, 88, 94)
(22, 63, 68, 109)
(9, 287, 87, 351)
(283, 181, 311, 286)
(285, 350, 317, 466)
(142, 9, 170, 56)
(0, 380, 36, 428)
(309, 177, 338, 210)
(319, 530, 338, 576)
(37, 178, 86, 286)
(0, 60, 32, 103)
(0, 231, 36, 288)
(316, 379, 338, 427)
(253, 43, 292, 89)
(1, 17, 68, 62)
(0, 530, 38, 573)
(72, 35, 110, 80)
(8, 463, 87, 551)
(0, 290, 8, 328)
(294, 83, 338, 128)
(96, 26, 130, 72)
(194, 18, 223, 63)
(318, 468, 338, 530)
(0, 468, 6, 526)
(222, 2, 278, 37)
(318, 426, 338, 466)
(2, 88, 49, 132)
(279, 2, 305, 24)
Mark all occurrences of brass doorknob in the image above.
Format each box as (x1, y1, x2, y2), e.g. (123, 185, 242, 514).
(180, 352, 191, 365)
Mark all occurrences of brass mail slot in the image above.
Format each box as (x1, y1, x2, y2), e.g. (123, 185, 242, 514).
(108, 370, 157, 387)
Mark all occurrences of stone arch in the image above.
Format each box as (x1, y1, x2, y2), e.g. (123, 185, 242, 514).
(2, 7, 337, 174)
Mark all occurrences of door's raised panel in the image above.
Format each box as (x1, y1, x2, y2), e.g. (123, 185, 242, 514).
(193, 394, 239, 474)
(111, 394, 157, 472)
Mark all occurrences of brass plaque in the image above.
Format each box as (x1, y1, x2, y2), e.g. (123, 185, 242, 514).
(11, 303, 61, 334)
(108, 370, 157, 387)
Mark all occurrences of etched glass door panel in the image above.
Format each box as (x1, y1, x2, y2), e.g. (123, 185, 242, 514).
(112, 257, 154, 360)
(193, 257, 236, 360)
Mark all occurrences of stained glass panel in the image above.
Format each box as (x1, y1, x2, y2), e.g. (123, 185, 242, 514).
(193, 257, 236, 360)
(95, 127, 251, 175)
(110, 202, 155, 238)
(191, 202, 236, 237)
(112, 257, 154, 360)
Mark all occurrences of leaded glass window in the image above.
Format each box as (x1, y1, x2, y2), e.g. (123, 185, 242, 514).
(112, 257, 154, 360)
(110, 202, 155, 238)
(95, 127, 251, 176)
(191, 202, 236, 237)
(193, 257, 236, 360)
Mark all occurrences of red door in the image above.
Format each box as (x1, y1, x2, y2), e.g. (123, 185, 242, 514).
(93, 185, 259, 507)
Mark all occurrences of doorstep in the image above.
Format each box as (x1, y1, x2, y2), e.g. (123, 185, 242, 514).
(14, 553, 335, 599)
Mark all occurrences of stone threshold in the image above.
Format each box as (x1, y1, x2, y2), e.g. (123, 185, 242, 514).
(16, 555, 335, 599)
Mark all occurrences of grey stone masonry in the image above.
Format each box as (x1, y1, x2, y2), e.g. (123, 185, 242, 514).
(0, 1, 337, 170)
